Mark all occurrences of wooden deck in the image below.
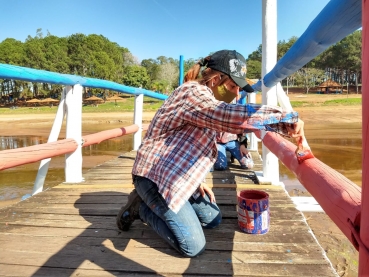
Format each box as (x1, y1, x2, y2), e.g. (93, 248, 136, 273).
(0, 151, 337, 276)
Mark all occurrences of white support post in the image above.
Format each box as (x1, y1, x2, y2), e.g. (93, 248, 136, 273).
(262, 0, 279, 183)
(276, 82, 293, 111)
(31, 88, 67, 195)
(133, 94, 143, 151)
(247, 92, 259, 151)
(65, 85, 84, 183)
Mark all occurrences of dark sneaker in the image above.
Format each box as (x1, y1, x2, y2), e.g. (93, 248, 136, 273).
(116, 189, 142, 231)
(230, 156, 235, 163)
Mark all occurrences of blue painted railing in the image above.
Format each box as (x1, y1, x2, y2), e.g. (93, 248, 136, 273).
(253, 0, 362, 91)
(0, 64, 168, 101)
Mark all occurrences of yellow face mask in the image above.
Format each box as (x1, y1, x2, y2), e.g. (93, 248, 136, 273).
(212, 84, 237, 103)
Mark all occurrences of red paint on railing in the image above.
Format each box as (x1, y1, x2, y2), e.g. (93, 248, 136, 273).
(0, 139, 78, 171)
(258, 131, 362, 250)
(0, 124, 149, 171)
(82, 124, 139, 147)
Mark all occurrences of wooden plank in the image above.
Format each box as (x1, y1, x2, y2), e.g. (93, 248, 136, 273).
(0, 234, 324, 258)
(0, 217, 310, 233)
(0, 203, 304, 219)
(53, 182, 276, 188)
(0, 248, 335, 276)
(0, 264, 160, 277)
(0, 212, 306, 227)
(9, 195, 294, 206)
(0, 151, 337, 276)
(0, 224, 318, 245)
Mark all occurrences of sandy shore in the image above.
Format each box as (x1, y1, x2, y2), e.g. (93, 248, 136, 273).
(0, 105, 361, 276)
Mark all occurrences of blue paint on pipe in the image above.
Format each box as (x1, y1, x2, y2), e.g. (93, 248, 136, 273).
(263, 0, 362, 88)
(179, 55, 184, 86)
(0, 63, 168, 101)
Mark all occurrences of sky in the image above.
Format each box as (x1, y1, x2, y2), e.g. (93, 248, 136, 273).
(0, 0, 331, 62)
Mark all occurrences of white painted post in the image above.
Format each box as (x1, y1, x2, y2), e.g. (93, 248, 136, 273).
(32, 88, 67, 195)
(262, 0, 279, 183)
(276, 82, 293, 111)
(133, 93, 143, 150)
(65, 85, 84, 183)
(247, 92, 259, 151)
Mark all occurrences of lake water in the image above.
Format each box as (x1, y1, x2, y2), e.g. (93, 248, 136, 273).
(0, 123, 362, 207)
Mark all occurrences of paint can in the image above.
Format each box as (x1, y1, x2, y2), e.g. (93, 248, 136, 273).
(237, 190, 270, 234)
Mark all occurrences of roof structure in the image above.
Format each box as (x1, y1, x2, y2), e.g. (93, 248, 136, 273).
(41, 98, 59, 102)
(318, 79, 342, 87)
(26, 98, 42, 103)
(84, 96, 103, 101)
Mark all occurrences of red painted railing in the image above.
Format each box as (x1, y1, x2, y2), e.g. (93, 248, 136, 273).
(0, 124, 148, 171)
(256, 130, 362, 250)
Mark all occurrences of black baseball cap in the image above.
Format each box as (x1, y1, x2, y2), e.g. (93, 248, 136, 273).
(207, 50, 254, 92)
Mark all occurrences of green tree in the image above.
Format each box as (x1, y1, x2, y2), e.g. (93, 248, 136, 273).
(156, 62, 179, 91)
(0, 38, 24, 65)
(316, 30, 361, 93)
(277, 36, 298, 60)
(247, 45, 262, 62)
(247, 45, 262, 79)
(141, 58, 160, 83)
(151, 80, 169, 94)
(295, 67, 325, 93)
(246, 60, 262, 79)
(67, 33, 90, 75)
(122, 65, 150, 88)
(23, 30, 49, 96)
(43, 35, 70, 73)
(184, 58, 196, 75)
(24, 34, 47, 69)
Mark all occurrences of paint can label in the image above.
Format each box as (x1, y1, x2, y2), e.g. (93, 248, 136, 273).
(261, 210, 269, 230)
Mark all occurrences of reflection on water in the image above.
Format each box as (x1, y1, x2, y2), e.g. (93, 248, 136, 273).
(1, 136, 46, 149)
(0, 123, 363, 206)
(0, 133, 134, 206)
(279, 137, 362, 189)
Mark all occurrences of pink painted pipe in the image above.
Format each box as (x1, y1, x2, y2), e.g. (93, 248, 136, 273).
(258, 130, 362, 249)
(0, 124, 148, 171)
(0, 139, 78, 171)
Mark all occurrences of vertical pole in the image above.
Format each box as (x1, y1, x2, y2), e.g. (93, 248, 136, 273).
(65, 85, 83, 183)
(247, 92, 259, 151)
(133, 93, 143, 150)
(32, 87, 66, 194)
(286, 77, 289, 94)
(179, 55, 184, 86)
(359, 0, 369, 274)
(262, 0, 279, 182)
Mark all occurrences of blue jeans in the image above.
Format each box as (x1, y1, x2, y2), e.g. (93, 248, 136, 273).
(214, 140, 243, 170)
(134, 176, 222, 257)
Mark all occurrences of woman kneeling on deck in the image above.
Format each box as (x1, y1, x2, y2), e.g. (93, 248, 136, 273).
(116, 50, 305, 257)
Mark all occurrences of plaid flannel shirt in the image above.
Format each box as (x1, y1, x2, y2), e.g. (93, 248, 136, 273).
(132, 82, 298, 213)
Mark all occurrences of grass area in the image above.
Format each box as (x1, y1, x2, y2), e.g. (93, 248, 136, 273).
(0, 97, 164, 114)
(322, 98, 362, 105)
(0, 93, 362, 114)
(290, 97, 362, 108)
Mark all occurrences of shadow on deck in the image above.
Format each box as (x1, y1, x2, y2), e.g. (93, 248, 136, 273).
(0, 151, 337, 276)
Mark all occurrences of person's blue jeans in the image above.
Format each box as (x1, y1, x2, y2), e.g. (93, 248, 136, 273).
(214, 140, 243, 170)
(133, 176, 222, 257)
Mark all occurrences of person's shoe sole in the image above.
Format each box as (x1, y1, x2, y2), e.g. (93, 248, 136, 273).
(116, 189, 139, 231)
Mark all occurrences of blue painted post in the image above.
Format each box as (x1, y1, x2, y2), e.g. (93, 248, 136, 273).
(179, 55, 184, 86)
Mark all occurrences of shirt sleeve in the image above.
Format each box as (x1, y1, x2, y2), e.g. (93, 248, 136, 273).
(180, 83, 298, 137)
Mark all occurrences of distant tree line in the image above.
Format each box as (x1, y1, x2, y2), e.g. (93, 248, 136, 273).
(0, 28, 362, 100)
(247, 30, 362, 93)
